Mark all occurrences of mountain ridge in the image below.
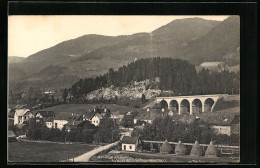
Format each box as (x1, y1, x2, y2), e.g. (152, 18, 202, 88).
(9, 16, 240, 90)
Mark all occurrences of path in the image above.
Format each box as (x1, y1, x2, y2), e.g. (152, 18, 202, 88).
(67, 141, 120, 162)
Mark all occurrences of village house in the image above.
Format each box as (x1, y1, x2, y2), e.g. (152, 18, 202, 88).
(91, 113, 103, 126)
(53, 119, 68, 130)
(209, 115, 240, 136)
(53, 116, 69, 130)
(64, 121, 84, 132)
(64, 120, 95, 132)
(14, 109, 32, 125)
(45, 117, 54, 129)
(133, 109, 162, 125)
(110, 114, 124, 125)
(121, 136, 142, 152)
(35, 111, 55, 124)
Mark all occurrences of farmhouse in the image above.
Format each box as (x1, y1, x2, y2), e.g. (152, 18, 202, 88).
(91, 113, 103, 126)
(14, 109, 31, 125)
(133, 109, 162, 124)
(45, 117, 54, 129)
(35, 111, 55, 120)
(64, 120, 92, 132)
(110, 114, 124, 125)
(121, 136, 142, 152)
(209, 115, 240, 136)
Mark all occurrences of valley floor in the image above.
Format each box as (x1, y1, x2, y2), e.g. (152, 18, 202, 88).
(8, 141, 99, 162)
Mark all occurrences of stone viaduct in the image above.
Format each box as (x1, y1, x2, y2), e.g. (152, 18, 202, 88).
(156, 94, 223, 115)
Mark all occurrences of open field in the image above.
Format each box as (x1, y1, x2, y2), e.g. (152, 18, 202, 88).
(8, 141, 98, 162)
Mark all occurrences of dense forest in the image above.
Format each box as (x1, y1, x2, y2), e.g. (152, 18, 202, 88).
(70, 57, 239, 100)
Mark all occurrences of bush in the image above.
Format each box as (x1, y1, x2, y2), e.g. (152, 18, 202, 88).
(134, 104, 140, 108)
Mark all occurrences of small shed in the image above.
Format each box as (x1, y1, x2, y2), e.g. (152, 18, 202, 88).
(121, 136, 142, 152)
(160, 140, 173, 154)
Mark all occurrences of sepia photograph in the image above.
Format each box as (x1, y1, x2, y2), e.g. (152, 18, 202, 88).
(8, 15, 240, 163)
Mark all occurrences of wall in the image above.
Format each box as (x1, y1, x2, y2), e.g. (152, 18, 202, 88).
(92, 116, 100, 126)
(122, 143, 136, 151)
(54, 120, 68, 130)
(212, 125, 231, 136)
(231, 124, 240, 135)
(46, 122, 53, 129)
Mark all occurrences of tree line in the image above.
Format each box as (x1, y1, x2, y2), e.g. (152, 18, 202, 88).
(131, 116, 239, 146)
(11, 118, 120, 144)
(69, 57, 239, 100)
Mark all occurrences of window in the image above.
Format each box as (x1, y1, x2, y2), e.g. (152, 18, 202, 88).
(129, 145, 132, 149)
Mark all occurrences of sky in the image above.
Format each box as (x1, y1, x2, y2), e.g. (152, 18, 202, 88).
(8, 15, 230, 57)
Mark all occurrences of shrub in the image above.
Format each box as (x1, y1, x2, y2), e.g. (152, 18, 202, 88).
(134, 104, 140, 108)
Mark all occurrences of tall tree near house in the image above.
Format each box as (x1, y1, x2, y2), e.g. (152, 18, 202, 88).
(94, 118, 119, 143)
(62, 88, 68, 103)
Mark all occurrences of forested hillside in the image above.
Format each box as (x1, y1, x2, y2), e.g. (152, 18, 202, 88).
(9, 16, 240, 91)
(70, 57, 239, 100)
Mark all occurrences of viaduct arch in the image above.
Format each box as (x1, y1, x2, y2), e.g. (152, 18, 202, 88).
(156, 94, 222, 115)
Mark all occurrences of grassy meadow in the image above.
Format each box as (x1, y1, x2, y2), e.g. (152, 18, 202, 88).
(8, 141, 98, 162)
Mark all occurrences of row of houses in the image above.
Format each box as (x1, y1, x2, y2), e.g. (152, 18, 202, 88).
(13, 108, 124, 132)
(132, 108, 240, 136)
(13, 105, 239, 137)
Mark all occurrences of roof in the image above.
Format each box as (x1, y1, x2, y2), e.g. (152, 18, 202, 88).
(230, 115, 240, 124)
(45, 117, 54, 122)
(121, 136, 140, 144)
(15, 109, 30, 116)
(110, 114, 124, 119)
(54, 112, 80, 120)
(202, 114, 238, 126)
(84, 112, 95, 119)
(65, 120, 83, 126)
(36, 111, 55, 117)
(8, 130, 16, 138)
(92, 113, 103, 120)
(134, 109, 162, 121)
(200, 62, 224, 67)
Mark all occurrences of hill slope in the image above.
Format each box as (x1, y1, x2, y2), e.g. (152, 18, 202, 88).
(180, 16, 240, 64)
(9, 16, 240, 90)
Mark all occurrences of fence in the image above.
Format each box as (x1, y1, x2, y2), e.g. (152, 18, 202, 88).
(143, 140, 240, 156)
